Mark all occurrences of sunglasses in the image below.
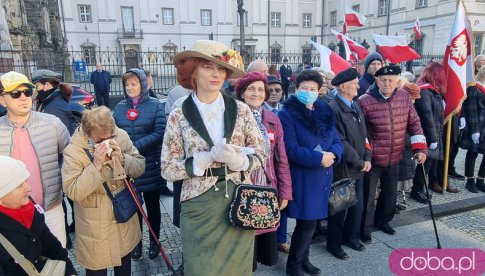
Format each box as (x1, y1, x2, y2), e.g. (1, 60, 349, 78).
(2, 89, 34, 99)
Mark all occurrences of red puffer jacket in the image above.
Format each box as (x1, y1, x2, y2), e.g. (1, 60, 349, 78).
(358, 85, 427, 167)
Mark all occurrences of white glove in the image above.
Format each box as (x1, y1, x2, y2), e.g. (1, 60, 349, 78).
(472, 133, 480, 144)
(226, 152, 248, 171)
(193, 151, 214, 172)
(459, 117, 466, 130)
(211, 139, 236, 164)
(429, 142, 438, 150)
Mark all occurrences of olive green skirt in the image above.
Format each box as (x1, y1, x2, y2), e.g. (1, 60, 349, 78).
(180, 180, 255, 276)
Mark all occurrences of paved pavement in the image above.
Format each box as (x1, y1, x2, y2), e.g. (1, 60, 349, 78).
(66, 148, 485, 275)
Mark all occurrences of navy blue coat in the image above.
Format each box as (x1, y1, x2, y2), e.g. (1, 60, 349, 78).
(90, 70, 112, 92)
(279, 96, 343, 220)
(113, 68, 166, 192)
(36, 89, 76, 135)
(357, 72, 375, 97)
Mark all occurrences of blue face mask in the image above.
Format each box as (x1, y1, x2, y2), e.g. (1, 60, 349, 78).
(296, 90, 318, 105)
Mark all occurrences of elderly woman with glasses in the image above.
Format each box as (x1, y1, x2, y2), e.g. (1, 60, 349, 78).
(62, 106, 145, 275)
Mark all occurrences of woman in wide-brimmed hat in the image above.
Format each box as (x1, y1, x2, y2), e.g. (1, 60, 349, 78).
(161, 40, 266, 275)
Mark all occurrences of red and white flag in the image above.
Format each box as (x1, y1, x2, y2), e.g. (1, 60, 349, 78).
(442, 1, 474, 122)
(414, 18, 421, 40)
(310, 40, 351, 74)
(345, 7, 366, 27)
(331, 29, 370, 61)
(372, 34, 421, 63)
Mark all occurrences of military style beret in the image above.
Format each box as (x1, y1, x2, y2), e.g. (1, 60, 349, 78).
(374, 65, 402, 77)
(331, 68, 359, 86)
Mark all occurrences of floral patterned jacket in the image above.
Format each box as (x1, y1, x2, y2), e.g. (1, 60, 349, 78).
(161, 93, 266, 201)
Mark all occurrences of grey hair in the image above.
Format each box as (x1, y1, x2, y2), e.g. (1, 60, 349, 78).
(475, 55, 485, 63)
(247, 60, 268, 72)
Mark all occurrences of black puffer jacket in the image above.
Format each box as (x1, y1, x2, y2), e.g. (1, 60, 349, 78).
(0, 210, 77, 275)
(113, 68, 166, 192)
(414, 87, 444, 160)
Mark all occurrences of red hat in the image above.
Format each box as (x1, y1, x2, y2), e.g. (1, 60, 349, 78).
(235, 71, 269, 101)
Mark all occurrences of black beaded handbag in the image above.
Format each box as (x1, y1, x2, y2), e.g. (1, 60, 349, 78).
(228, 156, 281, 230)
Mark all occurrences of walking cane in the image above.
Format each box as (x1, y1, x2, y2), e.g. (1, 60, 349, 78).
(125, 178, 176, 272)
(418, 160, 442, 249)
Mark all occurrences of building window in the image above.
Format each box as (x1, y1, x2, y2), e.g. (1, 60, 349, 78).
(302, 42, 312, 65)
(121, 7, 135, 32)
(79, 5, 91, 23)
(271, 12, 281, 27)
(82, 47, 96, 65)
(237, 11, 248, 27)
(475, 34, 483, 56)
(416, 0, 428, 8)
(378, 0, 388, 16)
(414, 39, 423, 54)
(162, 8, 174, 25)
(330, 11, 337, 26)
(352, 4, 360, 13)
(303, 13, 311, 28)
(201, 10, 212, 26)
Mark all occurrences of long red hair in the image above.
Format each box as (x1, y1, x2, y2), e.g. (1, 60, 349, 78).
(416, 62, 447, 95)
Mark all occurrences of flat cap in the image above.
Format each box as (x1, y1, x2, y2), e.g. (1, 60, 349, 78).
(331, 68, 359, 86)
(267, 75, 281, 85)
(374, 65, 401, 77)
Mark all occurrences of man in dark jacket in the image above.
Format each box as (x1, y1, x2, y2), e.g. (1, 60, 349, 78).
(358, 65, 427, 241)
(280, 58, 292, 99)
(357, 53, 383, 97)
(90, 63, 112, 107)
(327, 68, 372, 259)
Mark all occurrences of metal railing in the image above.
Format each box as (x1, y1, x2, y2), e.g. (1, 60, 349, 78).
(0, 47, 443, 106)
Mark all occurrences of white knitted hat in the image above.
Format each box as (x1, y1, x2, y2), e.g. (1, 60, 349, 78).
(0, 156, 30, 198)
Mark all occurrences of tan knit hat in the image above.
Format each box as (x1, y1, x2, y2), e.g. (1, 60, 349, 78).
(0, 156, 30, 198)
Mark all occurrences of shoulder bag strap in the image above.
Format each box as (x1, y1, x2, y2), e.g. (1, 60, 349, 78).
(83, 148, 116, 201)
(0, 233, 41, 276)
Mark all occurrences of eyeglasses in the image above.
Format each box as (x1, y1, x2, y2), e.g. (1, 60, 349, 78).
(2, 89, 34, 99)
(93, 134, 116, 144)
(269, 88, 282, 93)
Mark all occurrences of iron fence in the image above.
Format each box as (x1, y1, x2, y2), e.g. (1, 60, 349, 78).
(0, 47, 443, 105)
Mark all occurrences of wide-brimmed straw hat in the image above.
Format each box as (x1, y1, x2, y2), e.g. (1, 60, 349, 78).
(173, 40, 246, 89)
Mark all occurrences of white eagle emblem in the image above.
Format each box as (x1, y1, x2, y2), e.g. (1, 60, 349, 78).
(449, 34, 468, 64)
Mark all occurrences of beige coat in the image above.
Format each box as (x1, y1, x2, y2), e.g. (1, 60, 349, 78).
(62, 127, 145, 270)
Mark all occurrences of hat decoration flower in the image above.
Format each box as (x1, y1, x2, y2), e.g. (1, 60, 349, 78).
(212, 49, 244, 70)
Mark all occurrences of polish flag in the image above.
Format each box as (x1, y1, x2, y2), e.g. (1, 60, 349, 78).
(442, 1, 474, 122)
(345, 7, 367, 27)
(310, 40, 351, 74)
(414, 18, 421, 40)
(372, 34, 421, 63)
(331, 29, 370, 61)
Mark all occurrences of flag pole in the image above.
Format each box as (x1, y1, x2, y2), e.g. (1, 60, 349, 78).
(442, 119, 452, 190)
